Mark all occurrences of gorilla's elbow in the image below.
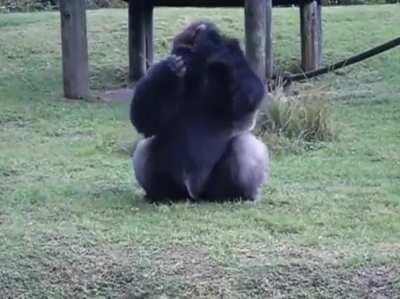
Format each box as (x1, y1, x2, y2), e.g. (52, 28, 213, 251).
(254, 78, 266, 105)
(247, 76, 266, 111)
(130, 99, 157, 137)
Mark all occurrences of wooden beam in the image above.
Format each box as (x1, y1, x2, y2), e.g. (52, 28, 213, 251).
(265, 0, 273, 79)
(144, 3, 154, 69)
(300, 0, 321, 71)
(125, 0, 305, 7)
(59, 0, 89, 99)
(125, 0, 244, 7)
(245, 0, 267, 80)
(129, 0, 146, 81)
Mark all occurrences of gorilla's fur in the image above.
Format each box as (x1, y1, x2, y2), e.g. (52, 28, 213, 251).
(130, 21, 269, 201)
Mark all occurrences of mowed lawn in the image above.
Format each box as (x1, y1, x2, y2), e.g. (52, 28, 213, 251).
(0, 5, 400, 298)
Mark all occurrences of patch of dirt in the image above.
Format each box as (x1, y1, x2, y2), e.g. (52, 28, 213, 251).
(1, 237, 399, 298)
(148, 247, 230, 298)
(357, 266, 400, 299)
(0, 165, 19, 178)
(0, 239, 228, 298)
(0, 120, 26, 129)
(99, 88, 134, 103)
(0, 112, 30, 129)
(233, 245, 400, 298)
(236, 245, 343, 268)
(235, 262, 400, 298)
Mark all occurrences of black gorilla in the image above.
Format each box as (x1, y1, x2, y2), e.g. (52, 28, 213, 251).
(130, 21, 269, 201)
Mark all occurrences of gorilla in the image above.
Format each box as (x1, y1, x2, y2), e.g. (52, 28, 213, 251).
(130, 21, 269, 201)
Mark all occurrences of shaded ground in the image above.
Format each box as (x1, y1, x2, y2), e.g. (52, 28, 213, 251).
(100, 88, 134, 103)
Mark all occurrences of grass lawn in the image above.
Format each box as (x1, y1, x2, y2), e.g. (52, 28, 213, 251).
(1, 4, 400, 298)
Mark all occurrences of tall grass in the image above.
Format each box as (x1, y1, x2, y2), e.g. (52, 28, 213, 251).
(256, 85, 337, 153)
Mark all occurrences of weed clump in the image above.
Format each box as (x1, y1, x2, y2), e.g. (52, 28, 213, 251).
(256, 85, 337, 153)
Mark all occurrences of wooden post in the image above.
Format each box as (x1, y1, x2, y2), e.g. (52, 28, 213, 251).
(317, 2, 322, 64)
(144, 3, 154, 69)
(300, 0, 321, 71)
(265, 0, 273, 79)
(129, 0, 146, 81)
(244, 0, 267, 80)
(59, 0, 89, 99)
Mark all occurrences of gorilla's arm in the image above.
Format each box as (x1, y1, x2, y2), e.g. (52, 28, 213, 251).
(130, 56, 185, 137)
(206, 39, 266, 120)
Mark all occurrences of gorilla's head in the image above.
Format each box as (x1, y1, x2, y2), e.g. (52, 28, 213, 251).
(172, 21, 224, 57)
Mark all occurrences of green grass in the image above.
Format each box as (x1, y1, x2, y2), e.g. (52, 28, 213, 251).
(1, 5, 400, 298)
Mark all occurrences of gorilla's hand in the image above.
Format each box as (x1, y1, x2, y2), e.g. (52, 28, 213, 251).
(167, 55, 187, 78)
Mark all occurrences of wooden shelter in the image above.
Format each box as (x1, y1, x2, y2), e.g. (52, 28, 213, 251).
(59, 0, 322, 99)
